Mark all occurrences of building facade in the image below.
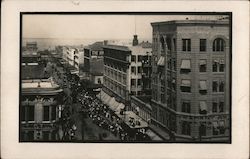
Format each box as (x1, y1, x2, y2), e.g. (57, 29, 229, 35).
(83, 41, 105, 80)
(150, 20, 230, 141)
(103, 40, 152, 108)
(20, 79, 63, 141)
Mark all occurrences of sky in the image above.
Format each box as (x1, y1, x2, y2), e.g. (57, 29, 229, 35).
(23, 14, 226, 40)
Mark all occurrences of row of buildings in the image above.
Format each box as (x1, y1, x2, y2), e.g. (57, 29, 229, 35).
(21, 42, 63, 141)
(82, 19, 230, 141)
(21, 18, 230, 142)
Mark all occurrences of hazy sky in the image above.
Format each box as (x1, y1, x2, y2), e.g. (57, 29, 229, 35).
(23, 14, 225, 40)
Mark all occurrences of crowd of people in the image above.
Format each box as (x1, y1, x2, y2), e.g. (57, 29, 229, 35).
(77, 90, 151, 141)
(58, 104, 78, 141)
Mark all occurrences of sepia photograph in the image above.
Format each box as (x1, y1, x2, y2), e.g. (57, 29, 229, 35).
(20, 13, 232, 143)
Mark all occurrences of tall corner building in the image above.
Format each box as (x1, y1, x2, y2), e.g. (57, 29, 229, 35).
(150, 19, 230, 142)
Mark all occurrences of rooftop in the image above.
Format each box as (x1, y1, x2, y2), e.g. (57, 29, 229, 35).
(86, 41, 104, 51)
(151, 19, 229, 26)
(128, 45, 152, 55)
(103, 45, 131, 52)
(138, 41, 152, 48)
(22, 79, 63, 95)
(131, 95, 152, 110)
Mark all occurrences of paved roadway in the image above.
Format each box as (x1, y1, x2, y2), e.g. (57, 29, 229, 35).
(48, 62, 119, 141)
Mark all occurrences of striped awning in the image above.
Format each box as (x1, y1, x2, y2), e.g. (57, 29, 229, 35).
(180, 60, 191, 69)
(157, 56, 165, 66)
(181, 80, 191, 87)
(200, 60, 206, 65)
(199, 81, 207, 90)
(200, 101, 207, 111)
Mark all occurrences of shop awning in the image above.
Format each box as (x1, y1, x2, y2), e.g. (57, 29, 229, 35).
(108, 97, 116, 107)
(199, 81, 207, 90)
(200, 101, 207, 111)
(181, 80, 191, 87)
(70, 70, 79, 75)
(115, 103, 125, 112)
(180, 60, 191, 69)
(213, 60, 219, 63)
(157, 56, 165, 66)
(145, 129, 163, 141)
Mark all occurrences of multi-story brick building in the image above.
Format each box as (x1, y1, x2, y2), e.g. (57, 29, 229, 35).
(83, 41, 105, 81)
(102, 38, 152, 111)
(150, 19, 230, 142)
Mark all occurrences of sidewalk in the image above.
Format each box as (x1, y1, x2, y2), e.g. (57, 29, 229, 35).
(149, 124, 170, 141)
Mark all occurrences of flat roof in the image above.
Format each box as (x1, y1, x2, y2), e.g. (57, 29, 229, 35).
(151, 19, 229, 26)
(103, 45, 130, 52)
(128, 46, 152, 55)
(22, 79, 63, 95)
(22, 79, 58, 89)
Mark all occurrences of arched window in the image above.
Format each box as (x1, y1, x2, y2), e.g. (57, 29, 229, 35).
(213, 38, 225, 51)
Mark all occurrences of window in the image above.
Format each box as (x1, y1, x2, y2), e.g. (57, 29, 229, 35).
(200, 39, 207, 52)
(212, 102, 218, 113)
(131, 79, 136, 86)
(137, 79, 142, 86)
(219, 81, 225, 92)
(43, 106, 50, 121)
(138, 55, 143, 62)
(213, 60, 218, 72)
(173, 59, 176, 71)
(51, 106, 56, 120)
(182, 101, 191, 113)
(199, 60, 207, 72)
(131, 55, 136, 62)
(199, 101, 207, 114)
(213, 38, 225, 52)
(200, 124, 206, 136)
(219, 60, 225, 72)
(180, 59, 191, 73)
(21, 106, 26, 121)
(27, 131, 34, 141)
(213, 121, 225, 135)
(199, 80, 207, 94)
(181, 121, 191, 135)
(212, 81, 218, 92)
(97, 78, 102, 84)
(213, 60, 225, 72)
(137, 66, 142, 74)
(219, 102, 224, 112)
(180, 80, 191, 93)
(182, 39, 191, 51)
(131, 67, 136, 74)
(219, 63, 225, 72)
(43, 131, 50, 140)
(27, 106, 34, 121)
(166, 37, 172, 51)
(173, 38, 176, 51)
(160, 93, 165, 103)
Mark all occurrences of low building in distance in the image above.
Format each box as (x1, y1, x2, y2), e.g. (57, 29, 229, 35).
(81, 41, 105, 94)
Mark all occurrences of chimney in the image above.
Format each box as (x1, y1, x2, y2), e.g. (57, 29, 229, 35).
(104, 40, 108, 46)
(132, 35, 139, 46)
